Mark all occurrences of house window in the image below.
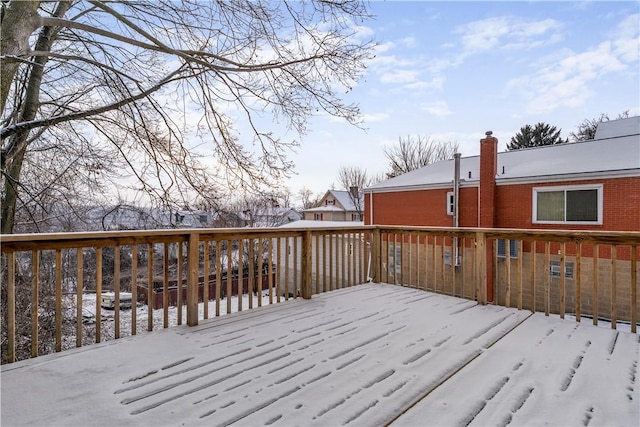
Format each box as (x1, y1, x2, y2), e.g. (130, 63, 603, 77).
(325, 199, 335, 205)
(352, 213, 362, 221)
(314, 213, 323, 221)
(533, 185, 602, 224)
(446, 192, 455, 216)
(497, 240, 518, 258)
(550, 261, 574, 279)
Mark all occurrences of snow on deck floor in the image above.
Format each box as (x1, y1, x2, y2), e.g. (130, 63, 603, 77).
(1, 283, 638, 427)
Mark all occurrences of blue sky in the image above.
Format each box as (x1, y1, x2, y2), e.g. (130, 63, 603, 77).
(287, 1, 640, 201)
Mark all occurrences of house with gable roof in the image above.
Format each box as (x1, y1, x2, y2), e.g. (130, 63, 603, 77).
(365, 116, 639, 231)
(304, 189, 364, 222)
(364, 116, 640, 303)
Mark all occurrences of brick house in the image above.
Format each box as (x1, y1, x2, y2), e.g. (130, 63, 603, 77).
(364, 116, 640, 307)
(304, 189, 364, 222)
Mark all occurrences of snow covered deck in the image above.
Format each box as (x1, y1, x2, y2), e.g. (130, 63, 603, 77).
(2, 283, 638, 426)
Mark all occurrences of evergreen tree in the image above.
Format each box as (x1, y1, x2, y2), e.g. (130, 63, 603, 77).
(507, 122, 568, 151)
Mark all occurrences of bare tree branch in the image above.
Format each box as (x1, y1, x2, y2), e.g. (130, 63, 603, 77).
(384, 136, 459, 178)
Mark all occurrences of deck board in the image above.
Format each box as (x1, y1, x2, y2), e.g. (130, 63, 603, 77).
(392, 313, 640, 426)
(1, 284, 637, 426)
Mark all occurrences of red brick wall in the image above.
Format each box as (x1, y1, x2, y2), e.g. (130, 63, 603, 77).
(367, 176, 640, 231)
(365, 187, 479, 227)
(496, 176, 640, 231)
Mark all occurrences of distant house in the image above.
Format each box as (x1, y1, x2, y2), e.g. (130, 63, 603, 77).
(95, 205, 213, 230)
(92, 205, 168, 230)
(171, 209, 212, 228)
(240, 206, 302, 227)
(304, 189, 364, 222)
(364, 116, 640, 301)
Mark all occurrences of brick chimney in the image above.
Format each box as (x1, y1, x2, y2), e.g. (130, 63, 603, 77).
(479, 131, 497, 228)
(479, 131, 497, 302)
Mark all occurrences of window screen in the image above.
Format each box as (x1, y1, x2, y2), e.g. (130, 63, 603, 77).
(536, 191, 564, 222)
(566, 189, 598, 221)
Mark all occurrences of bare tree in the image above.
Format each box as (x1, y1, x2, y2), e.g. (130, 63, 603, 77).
(384, 136, 459, 178)
(1, 1, 374, 233)
(337, 165, 373, 216)
(298, 187, 323, 210)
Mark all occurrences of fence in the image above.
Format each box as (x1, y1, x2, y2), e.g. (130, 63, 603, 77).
(1, 227, 371, 363)
(2, 225, 638, 364)
(372, 226, 638, 331)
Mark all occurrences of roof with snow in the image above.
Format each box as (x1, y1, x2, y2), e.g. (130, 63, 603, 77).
(279, 220, 364, 228)
(367, 116, 640, 193)
(328, 189, 362, 211)
(595, 115, 640, 139)
(303, 205, 346, 213)
(303, 189, 363, 213)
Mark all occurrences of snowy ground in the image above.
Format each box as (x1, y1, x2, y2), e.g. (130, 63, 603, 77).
(81, 290, 275, 335)
(2, 283, 638, 426)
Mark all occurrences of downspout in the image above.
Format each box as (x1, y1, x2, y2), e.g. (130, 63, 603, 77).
(367, 190, 373, 281)
(453, 153, 461, 265)
(453, 153, 460, 228)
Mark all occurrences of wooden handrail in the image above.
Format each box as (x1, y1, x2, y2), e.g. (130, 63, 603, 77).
(1, 225, 638, 364)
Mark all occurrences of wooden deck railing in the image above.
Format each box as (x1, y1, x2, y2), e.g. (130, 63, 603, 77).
(1, 226, 371, 364)
(2, 226, 638, 364)
(372, 226, 639, 333)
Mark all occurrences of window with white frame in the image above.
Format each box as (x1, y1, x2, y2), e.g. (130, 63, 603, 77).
(325, 199, 335, 205)
(314, 213, 323, 220)
(533, 185, 602, 224)
(446, 191, 455, 216)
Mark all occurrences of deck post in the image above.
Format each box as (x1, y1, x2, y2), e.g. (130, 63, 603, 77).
(187, 232, 200, 326)
(631, 245, 637, 334)
(475, 232, 487, 305)
(6, 252, 16, 363)
(372, 228, 381, 283)
(301, 230, 313, 299)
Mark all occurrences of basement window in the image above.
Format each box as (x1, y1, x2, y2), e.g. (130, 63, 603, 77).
(497, 240, 518, 258)
(550, 261, 574, 279)
(533, 185, 602, 224)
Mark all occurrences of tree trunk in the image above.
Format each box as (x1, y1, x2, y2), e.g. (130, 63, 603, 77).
(1, 1, 71, 234)
(0, 1, 41, 113)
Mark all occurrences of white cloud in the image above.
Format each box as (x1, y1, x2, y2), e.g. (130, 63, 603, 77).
(379, 69, 420, 84)
(612, 14, 640, 63)
(362, 112, 390, 123)
(421, 100, 452, 117)
(454, 16, 563, 56)
(404, 76, 445, 91)
(613, 13, 639, 39)
(374, 41, 395, 54)
(400, 36, 418, 48)
(507, 12, 638, 116)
